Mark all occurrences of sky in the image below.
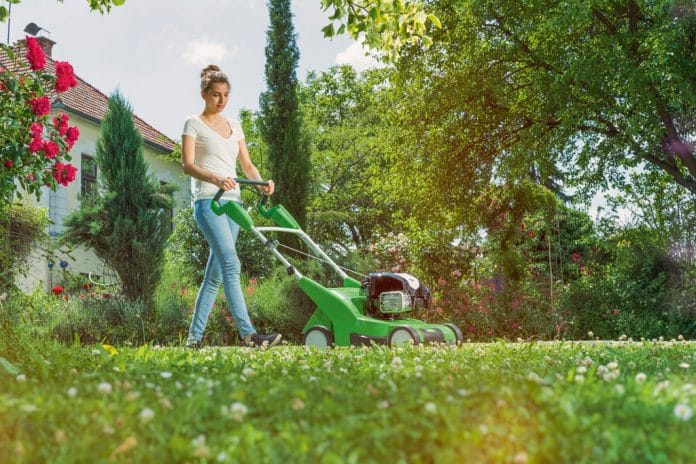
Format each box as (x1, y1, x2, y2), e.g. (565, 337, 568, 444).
(4, 0, 380, 140)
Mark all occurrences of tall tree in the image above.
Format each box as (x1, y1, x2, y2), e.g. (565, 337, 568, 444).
(384, 0, 696, 238)
(259, 0, 311, 233)
(62, 91, 173, 306)
(299, 65, 394, 249)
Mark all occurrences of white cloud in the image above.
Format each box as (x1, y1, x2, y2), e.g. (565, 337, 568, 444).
(181, 38, 238, 67)
(335, 41, 382, 71)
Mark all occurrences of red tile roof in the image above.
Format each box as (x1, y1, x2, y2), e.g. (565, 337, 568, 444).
(1, 38, 175, 153)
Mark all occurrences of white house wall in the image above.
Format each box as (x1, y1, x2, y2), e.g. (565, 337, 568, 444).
(16, 111, 190, 292)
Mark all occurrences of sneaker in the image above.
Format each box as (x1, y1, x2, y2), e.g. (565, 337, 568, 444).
(244, 332, 282, 348)
(184, 339, 201, 349)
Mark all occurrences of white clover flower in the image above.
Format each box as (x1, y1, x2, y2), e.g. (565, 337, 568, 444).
(67, 387, 78, 397)
(97, 382, 112, 395)
(242, 368, 255, 377)
(607, 361, 619, 371)
(597, 365, 609, 375)
(392, 356, 403, 367)
(654, 380, 670, 396)
(424, 402, 437, 414)
(139, 407, 155, 423)
(574, 374, 585, 384)
(679, 363, 690, 369)
(217, 452, 228, 462)
(576, 366, 587, 374)
(192, 435, 206, 447)
(92, 349, 101, 356)
(378, 400, 390, 409)
(230, 402, 248, 421)
(160, 371, 173, 379)
(16, 374, 26, 382)
(635, 373, 647, 384)
(587, 331, 594, 338)
(673, 403, 693, 421)
(677, 335, 684, 341)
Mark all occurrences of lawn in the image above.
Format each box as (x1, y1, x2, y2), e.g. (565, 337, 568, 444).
(1, 340, 695, 463)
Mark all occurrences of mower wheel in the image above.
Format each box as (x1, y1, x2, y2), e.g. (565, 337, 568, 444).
(388, 326, 420, 347)
(303, 326, 334, 348)
(443, 323, 463, 344)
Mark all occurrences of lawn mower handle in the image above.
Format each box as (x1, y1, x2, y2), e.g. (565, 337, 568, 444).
(213, 178, 270, 202)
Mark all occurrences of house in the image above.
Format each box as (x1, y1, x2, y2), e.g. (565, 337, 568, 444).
(1, 36, 190, 291)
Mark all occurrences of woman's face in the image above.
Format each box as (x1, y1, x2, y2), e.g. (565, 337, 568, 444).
(202, 82, 230, 113)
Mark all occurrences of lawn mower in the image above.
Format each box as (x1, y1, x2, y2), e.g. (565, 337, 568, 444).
(212, 179, 463, 348)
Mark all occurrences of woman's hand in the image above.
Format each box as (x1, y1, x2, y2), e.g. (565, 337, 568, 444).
(260, 179, 275, 195)
(216, 176, 237, 191)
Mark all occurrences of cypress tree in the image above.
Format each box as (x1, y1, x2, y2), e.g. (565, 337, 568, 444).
(63, 91, 172, 307)
(259, 0, 311, 236)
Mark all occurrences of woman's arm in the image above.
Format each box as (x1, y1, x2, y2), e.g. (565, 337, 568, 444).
(238, 139, 275, 195)
(181, 134, 237, 191)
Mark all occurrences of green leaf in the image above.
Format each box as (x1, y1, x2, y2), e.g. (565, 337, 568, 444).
(0, 6, 7, 22)
(322, 23, 335, 38)
(427, 14, 441, 29)
(0, 356, 20, 376)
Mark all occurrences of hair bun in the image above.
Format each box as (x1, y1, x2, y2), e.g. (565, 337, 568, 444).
(201, 64, 221, 78)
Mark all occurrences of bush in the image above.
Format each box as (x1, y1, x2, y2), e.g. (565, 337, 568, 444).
(0, 203, 49, 291)
(166, 207, 275, 284)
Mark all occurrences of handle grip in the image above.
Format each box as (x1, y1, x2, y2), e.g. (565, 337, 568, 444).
(213, 178, 270, 202)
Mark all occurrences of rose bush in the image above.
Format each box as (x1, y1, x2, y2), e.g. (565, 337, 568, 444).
(0, 37, 79, 204)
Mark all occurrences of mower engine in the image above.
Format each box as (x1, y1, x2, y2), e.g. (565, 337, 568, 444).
(362, 273, 431, 316)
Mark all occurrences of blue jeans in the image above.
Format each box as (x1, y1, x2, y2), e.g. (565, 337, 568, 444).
(187, 199, 255, 342)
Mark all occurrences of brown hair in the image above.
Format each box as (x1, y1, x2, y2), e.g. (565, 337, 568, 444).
(200, 64, 230, 92)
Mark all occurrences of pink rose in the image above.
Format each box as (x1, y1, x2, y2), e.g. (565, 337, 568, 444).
(25, 36, 46, 71)
(54, 61, 77, 92)
(52, 162, 78, 186)
(53, 113, 69, 136)
(4, 160, 13, 168)
(29, 96, 51, 116)
(65, 126, 80, 148)
(30, 122, 43, 139)
(29, 138, 44, 154)
(43, 140, 59, 159)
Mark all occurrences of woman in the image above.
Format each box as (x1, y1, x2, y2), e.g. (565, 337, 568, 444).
(181, 64, 281, 348)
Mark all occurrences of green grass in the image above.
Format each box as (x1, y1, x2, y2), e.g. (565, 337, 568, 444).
(1, 341, 695, 463)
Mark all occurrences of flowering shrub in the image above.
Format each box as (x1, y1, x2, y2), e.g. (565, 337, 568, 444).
(0, 37, 79, 204)
(367, 232, 412, 273)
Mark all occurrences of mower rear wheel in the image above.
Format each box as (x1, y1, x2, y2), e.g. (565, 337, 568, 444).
(388, 326, 420, 347)
(303, 326, 334, 348)
(443, 323, 463, 344)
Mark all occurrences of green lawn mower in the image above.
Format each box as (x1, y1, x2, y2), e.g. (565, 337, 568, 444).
(212, 179, 463, 348)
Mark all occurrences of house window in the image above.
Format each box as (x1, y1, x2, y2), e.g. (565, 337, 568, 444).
(160, 181, 174, 235)
(81, 154, 97, 196)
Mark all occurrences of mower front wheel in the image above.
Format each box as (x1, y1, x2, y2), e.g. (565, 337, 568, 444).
(444, 323, 463, 344)
(302, 326, 334, 348)
(388, 326, 420, 347)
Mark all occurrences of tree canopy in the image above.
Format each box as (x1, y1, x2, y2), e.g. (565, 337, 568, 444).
(386, 0, 695, 237)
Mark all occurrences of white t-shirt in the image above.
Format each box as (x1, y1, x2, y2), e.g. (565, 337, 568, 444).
(182, 115, 245, 202)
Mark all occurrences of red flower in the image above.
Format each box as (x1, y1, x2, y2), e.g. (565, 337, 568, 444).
(83, 283, 93, 290)
(65, 126, 80, 148)
(30, 122, 43, 139)
(25, 36, 46, 71)
(27, 173, 35, 182)
(43, 140, 59, 159)
(52, 285, 64, 295)
(52, 162, 77, 186)
(53, 113, 69, 136)
(29, 96, 51, 116)
(4, 160, 13, 168)
(29, 138, 44, 153)
(54, 61, 77, 92)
